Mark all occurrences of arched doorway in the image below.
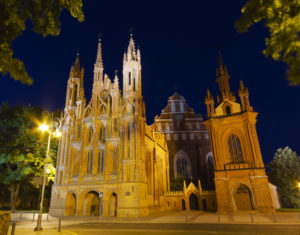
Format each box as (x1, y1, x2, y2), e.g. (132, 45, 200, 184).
(66, 193, 76, 216)
(202, 199, 207, 211)
(189, 193, 199, 210)
(182, 199, 186, 210)
(84, 191, 100, 216)
(109, 193, 117, 217)
(233, 184, 254, 211)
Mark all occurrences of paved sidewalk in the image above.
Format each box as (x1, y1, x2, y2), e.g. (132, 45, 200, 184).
(8, 228, 75, 235)
(10, 210, 300, 225)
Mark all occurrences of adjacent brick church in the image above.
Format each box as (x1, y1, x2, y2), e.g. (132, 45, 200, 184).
(153, 93, 214, 190)
(50, 36, 275, 217)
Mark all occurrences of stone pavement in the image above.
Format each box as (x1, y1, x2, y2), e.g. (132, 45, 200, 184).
(7, 210, 300, 234)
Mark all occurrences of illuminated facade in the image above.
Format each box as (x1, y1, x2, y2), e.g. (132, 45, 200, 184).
(154, 93, 214, 190)
(49, 36, 275, 216)
(204, 52, 274, 213)
(49, 36, 170, 217)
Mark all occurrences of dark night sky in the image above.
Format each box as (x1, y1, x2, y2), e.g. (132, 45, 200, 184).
(0, 1, 299, 163)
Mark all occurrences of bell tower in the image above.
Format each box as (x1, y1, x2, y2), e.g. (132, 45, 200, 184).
(204, 52, 274, 213)
(122, 34, 142, 98)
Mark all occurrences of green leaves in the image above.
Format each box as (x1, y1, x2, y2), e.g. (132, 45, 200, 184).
(0, 102, 58, 186)
(236, 0, 300, 85)
(268, 147, 300, 208)
(0, 0, 84, 84)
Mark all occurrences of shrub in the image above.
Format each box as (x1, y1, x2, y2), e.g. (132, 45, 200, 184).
(0, 211, 10, 235)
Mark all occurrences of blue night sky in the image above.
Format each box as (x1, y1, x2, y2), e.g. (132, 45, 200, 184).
(0, 1, 299, 163)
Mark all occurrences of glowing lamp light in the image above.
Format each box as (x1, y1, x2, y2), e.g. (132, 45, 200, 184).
(297, 182, 300, 188)
(54, 130, 62, 138)
(39, 124, 49, 132)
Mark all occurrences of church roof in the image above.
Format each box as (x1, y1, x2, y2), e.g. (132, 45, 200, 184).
(155, 92, 203, 120)
(168, 92, 184, 101)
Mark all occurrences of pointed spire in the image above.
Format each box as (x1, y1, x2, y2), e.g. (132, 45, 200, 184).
(215, 51, 234, 101)
(218, 50, 224, 67)
(126, 33, 137, 61)
(113, 69, 119, 89)
(75, 52, 80, 71)
(216, 50, 228, 77)
(73, 52, 81, 78)
(239, 80, 245, 91)
(206, 89, 212, 99)
(96, 37, 103, 67)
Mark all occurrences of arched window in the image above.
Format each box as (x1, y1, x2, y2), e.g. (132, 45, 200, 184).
(228, 134, 243, 163)
(87, 150, 94, 174)
(88, 127, 93, 143)
(176, 157, 188, 178)
(206, 154, 215, 189)
(99, 126, 103, 141)
(77, 124, 81, 138)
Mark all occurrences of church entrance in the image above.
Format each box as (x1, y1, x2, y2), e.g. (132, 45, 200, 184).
(202, 199, 207, 211)
(84, 191, 100, 216)
(182, 199, 186, 210)
(66, 193, 76, 216)
(234, 184, 254, 211)
(189, 193, 199, 210)
(109, 193, 117, 217)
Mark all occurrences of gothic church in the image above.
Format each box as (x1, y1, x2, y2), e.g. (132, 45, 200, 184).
(50, 36, 276, 217)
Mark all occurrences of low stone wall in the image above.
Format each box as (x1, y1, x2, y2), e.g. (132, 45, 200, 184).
(0, 211, 10, 235)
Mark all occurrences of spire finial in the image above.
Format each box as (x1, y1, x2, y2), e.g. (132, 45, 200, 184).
(96, 35, 103, 66)
(129, 27, 134, 37)
(98, 32, 102, 42)
(126, 28, 137, 61)
(214, 44, 224, 67)
(73, 49, 80, 78)
(217, 50, 224, 67)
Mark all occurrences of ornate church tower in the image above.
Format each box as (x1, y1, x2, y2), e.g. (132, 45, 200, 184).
(204, 52, 274, 213)
(118, 35, 148, 217)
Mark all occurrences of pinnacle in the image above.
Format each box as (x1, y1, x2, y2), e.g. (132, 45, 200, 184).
(96, 38, 103, 67)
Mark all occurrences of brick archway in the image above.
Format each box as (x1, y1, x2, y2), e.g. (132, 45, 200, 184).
(66, 192, 76, 216)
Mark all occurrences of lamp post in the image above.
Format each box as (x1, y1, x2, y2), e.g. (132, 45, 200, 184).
(34, 113, 61, 231)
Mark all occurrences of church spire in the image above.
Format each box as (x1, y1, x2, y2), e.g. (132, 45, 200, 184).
(216, 51, 235, 102)
(74, 52, 81, 78)
(125, 34, 138, 62)
(93, 38, 104, 87)
(123, 34, 142, 96)
(95, 37, 103, 67)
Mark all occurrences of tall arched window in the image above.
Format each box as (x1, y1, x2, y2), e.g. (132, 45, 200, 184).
(87, 150, 94, 174)
(228, 134, 244, 163)
(88, 127, 93, 143)
(176, 157, 188, 178)
(77, 124, 81, 138)
(206, 154, 215, 189)
(99, 126, 103, 141)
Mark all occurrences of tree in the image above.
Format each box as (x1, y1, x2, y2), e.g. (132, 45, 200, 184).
(0, 0, 84, 85)
(0, 103, 58, 211)
(267, 147, 300, 208)
(235, 0, 300, 85)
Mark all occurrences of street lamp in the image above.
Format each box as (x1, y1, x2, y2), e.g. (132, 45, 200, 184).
(34, 113, 61, 231)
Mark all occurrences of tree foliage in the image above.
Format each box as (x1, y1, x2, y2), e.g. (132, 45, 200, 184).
(236, 0, 300, 85)
(0, 0, 84, 84)
(268, 147, 300, 208)
(0, 102, 59, 211)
